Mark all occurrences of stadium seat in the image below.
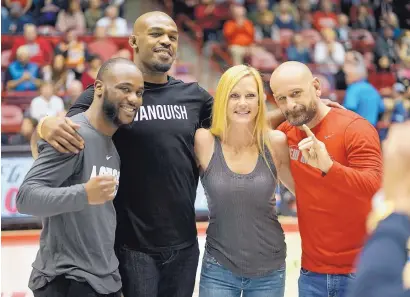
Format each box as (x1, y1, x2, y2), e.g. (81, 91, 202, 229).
(1, 104, 24, 133)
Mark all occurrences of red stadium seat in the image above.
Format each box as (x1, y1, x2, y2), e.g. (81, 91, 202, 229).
(368, 72, 396, 90)
(1, 49, 12, 69)
(1, 104, 24, 133)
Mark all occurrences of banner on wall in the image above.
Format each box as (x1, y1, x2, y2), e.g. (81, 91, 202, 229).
(1, 156, 34, 219)
(1, 155, 210, 227)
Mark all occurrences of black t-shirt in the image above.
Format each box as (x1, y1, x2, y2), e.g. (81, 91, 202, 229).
(67, 77, 213, 251)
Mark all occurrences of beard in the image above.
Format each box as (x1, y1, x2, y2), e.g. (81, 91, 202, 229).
(284, 100, 317, 126)
(152, 61, 172, 72)
(102, 90, 122, 127)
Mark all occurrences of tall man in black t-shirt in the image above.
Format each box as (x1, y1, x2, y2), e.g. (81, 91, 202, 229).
(34, 11, 211, 297)
(33, 10, 343, 297)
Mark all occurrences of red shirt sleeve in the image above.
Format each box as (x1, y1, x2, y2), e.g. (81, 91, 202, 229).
(276, 122, 287, 133)
(323, 118, 383, 200)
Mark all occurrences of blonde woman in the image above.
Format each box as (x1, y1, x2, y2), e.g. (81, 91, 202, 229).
(195, 65, 294, 297)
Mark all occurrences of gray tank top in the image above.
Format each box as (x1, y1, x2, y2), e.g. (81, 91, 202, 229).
(201, 137, 286, 277)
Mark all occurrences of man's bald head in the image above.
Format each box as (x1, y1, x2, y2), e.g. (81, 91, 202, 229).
(270, 61, 313, 88)
(270, 61, 321, 126)
(133, 11, 176, 35)
(129, 11, 178, 74)
(96, 57, 140, 82)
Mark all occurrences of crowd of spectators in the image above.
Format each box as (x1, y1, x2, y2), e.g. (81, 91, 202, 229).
(168, 0, 410, 140)
(2, 0, 410, 150)
(166, 0, 409, 216)
(1, 0, 131, 145)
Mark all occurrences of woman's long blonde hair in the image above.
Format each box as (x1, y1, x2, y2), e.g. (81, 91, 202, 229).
(210, 65, 271, 163)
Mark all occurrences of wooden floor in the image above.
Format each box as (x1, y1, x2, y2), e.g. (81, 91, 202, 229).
(1, 219, 301, 297)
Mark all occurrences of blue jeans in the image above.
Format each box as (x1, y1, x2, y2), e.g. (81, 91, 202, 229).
(199, 251, 286, 297)
(117, 241, 200, 297)
(298, 268, 356, 297)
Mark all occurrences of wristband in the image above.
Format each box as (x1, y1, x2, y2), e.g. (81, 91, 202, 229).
(37, 116, 49, 139)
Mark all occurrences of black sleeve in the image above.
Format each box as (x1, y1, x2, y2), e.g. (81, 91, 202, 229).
(198, 85, 214, 129)
(66, 85, 95, 117)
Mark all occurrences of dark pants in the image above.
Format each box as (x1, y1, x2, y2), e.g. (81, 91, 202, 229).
(117, 241, 200, 297)
(33, 275, 121, 297)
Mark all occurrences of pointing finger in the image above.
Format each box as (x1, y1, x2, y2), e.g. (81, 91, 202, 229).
(302, 124, 315, 137)
(302, 124, 319, 143)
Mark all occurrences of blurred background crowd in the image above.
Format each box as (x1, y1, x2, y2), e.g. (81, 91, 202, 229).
(1, 0, 410, 216)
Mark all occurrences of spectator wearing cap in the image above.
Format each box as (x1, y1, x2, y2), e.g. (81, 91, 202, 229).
(10, 23, 53, 66)
(5, 45, 43, 91)
(343, 50, 385, 127)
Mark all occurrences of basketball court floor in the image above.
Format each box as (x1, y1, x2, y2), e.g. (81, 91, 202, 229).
(1, 221, 301, 297)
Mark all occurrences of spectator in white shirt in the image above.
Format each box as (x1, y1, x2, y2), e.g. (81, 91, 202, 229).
(96, 5, 128, 36)
(314, 27, 345, 74)
(30, 82, 65, 121)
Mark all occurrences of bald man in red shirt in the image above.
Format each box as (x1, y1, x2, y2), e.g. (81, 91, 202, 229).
(269, 61, 383, 297)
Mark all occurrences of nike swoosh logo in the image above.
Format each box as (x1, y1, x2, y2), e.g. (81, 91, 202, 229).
(106, 156, 112, 160)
